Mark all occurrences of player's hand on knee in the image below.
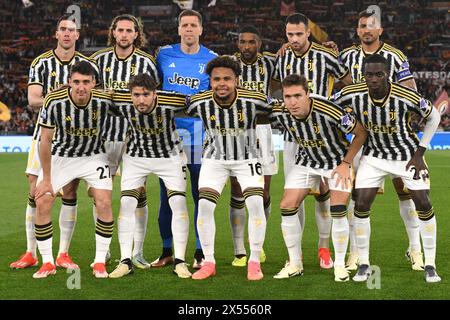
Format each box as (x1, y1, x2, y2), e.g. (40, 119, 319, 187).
(35, 180, 55, 199)
(406, 154, 428, 181)
(332, 163, 352, 190)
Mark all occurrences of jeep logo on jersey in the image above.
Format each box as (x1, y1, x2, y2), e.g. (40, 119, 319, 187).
(168, 73, 200, 89)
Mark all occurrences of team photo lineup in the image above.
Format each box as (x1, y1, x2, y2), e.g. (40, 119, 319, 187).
(3, 0, 448, 293)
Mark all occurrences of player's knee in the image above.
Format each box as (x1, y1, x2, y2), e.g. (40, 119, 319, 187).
(121, 196, 137, 209)
(280, 198, 294, 210)
(413, 197, 432, 212)
(230, 177, 243, 197)
(95, 197, 112, 215)
(354, 197, 370, 213)
(35, 196, 53, 215)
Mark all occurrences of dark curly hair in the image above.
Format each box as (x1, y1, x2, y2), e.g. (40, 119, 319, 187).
(206, 55, 241, 77)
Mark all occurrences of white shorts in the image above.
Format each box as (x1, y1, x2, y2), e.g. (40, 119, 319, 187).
(25, 139, 41, 176)
(285, 164, 353, 193)
(283, 140, 297, 177)
(353, 148, 385, 194)
(37, 153, 113, 192)
(104, 140, 126, 176)
(283, 140, 321, 194)
(355, 155, 430, 190)
(256, 124, 278, 176)
(199, 158, 265, 194)
(121, 153, 187, 192)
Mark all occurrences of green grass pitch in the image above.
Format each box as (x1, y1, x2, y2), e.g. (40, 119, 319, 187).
(1, 151, 449, 300)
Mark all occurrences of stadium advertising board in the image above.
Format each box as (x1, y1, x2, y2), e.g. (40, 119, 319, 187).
(2, 130, 450, 153)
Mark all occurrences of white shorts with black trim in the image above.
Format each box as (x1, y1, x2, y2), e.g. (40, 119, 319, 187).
(256, 124, 278, 176)
(37, 153, 113, 192)
(199, 158, 265, 194)
(355, 155, 430, 191)
(104, 140, 126, 176)
(353, 148, 386, 194)
(285, 164, 353, 193)
(283, 140, 321, 194)
(121, 153, 187, 192)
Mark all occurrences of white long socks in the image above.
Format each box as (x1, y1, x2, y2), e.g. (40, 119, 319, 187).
(169, 194, 189, 262)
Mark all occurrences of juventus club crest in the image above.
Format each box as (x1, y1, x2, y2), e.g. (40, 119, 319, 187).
(258, 64, 265, 75)
(312, 122, 320, 134)
(198, 63, 206, 74)
(130, 64, 137, 76)
(238, 110, 244, 122)
(389, 109, 396, 121)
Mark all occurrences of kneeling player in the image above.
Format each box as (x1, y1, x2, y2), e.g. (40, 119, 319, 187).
(333, 54, 441, 283)
(187, 56, 273, 281)
(108, 74, 191, 279)
(270, 74, 367, 282)
(33, 61, 114, 279)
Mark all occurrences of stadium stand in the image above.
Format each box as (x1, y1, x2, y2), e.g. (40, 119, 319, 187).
(0, 0, 449, 134)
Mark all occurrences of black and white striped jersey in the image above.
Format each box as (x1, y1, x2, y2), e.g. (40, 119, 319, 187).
(274, 43, 348, 97)
(186, 89, 273, 161)
(28, 50, 100, 140)
(234, 51, 276, 95)
(112, 91, 186, 158)
(338, 42, 413, 84)
(39, 88, 113, 157)
(270, 95, 356, 169)
(274, 43, 348, 142)
(331, 82, 433, 161)
(90, 47, 160, 142)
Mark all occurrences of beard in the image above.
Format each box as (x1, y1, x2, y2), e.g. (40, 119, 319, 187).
(117, 41, 133, 50)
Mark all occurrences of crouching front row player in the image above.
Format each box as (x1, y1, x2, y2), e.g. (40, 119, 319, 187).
(270, 74, 367, 282)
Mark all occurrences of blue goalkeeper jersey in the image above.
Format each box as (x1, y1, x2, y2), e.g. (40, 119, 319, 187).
(156, 43, 217, 94)
(156, 43, 217, 164)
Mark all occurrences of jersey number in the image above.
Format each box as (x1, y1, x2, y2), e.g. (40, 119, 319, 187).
(248, 162, 263, 176)
(97, 165, 111, 180)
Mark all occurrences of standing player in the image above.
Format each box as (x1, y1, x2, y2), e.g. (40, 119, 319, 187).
(90, 14, 159, 269)
(154, 9, 217, 269)
(11, 14, 100, 270)
(188, 56, 272, 281)
(270, 74, 367, 281)
(339, 10, 423, 271)
(108, 74, 191, 279)
(33, 61, 114, 279)
(332, 54, 441, 283)
(274, 13, 352, 268)
(228, 25, 278, 267)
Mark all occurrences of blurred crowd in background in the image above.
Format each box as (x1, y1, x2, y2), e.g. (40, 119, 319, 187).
(0, 0, 449, 134)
